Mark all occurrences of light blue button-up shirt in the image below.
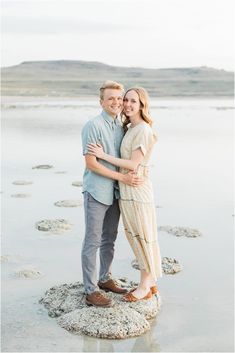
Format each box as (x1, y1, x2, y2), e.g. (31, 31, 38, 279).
(82, 110, 124, 205)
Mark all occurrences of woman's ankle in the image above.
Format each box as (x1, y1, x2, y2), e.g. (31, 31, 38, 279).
(150, 282, 157, 287)
(137, 284, 150, 292)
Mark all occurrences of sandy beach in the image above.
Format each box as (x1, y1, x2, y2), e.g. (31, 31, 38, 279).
(1, 97, 234, 352)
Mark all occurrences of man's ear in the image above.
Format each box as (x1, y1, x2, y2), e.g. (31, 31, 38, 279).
(100, 99, 103, 106)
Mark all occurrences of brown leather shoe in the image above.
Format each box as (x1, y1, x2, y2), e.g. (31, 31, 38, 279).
(85, 291, 113, 307)
(98, 279, 128, 294)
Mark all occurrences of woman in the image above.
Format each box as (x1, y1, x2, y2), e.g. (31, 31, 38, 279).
(88, 87, 162, 302)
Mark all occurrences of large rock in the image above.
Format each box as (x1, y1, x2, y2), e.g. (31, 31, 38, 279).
(39, 280, 161, 339)
(158, 225, 202, 237)
(58, 306, 150, 339)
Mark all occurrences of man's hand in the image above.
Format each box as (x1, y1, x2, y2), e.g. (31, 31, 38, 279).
(121, 171, 144, 187)
(84, 155, 144, 187)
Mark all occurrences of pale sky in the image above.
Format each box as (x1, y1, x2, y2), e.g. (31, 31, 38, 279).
(1, 0, 234, 70)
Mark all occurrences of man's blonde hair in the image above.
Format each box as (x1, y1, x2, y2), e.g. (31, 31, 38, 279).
(99, 80, 124, 100)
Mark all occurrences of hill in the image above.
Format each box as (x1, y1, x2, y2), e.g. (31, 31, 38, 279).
(1, 60, 234, 97)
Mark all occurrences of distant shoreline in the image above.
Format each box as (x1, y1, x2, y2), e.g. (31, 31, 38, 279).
(2, 61, 233, 98)
(1, 95, 234, 104)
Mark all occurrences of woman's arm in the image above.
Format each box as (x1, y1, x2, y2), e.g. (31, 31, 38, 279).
(85, 155, 143, 186)
(87, 143, 144, 171)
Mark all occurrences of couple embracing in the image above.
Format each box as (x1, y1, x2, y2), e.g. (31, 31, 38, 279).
(81, 81, 162, 307)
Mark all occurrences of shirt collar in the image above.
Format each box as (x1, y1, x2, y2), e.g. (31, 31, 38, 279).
(101, 110, 118, 125)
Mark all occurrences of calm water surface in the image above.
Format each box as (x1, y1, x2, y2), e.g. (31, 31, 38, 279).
(1, 98, 234, 352)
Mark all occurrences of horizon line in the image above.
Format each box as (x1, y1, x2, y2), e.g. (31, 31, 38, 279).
(1, 59, 234, 73)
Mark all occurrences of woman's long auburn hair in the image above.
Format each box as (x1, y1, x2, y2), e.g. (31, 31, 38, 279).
(122, 87, 153, 133)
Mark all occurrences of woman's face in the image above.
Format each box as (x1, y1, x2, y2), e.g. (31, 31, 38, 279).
(123, 90, 141, 119)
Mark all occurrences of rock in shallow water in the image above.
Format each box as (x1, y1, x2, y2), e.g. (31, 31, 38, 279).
(162, 257, 183, 274)
(54, 200, 83, 207)
(131, 260, 141, 271)
(158, 225, 202, 237)
(131, 257, 183, 275)
(12, 180, 33, 185)
(11, 193, 31, 198)
(32, 165, 53, 169)
(39, 280, 161, 339)
(35, 219, 73, 233)
(1, 255, 11, 263)
(71, 181, 83, 187)
(14, 267, 43, 279)
(1, 254, 23, 263)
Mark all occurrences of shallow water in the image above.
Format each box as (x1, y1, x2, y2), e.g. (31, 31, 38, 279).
(1, 98, 234, 352)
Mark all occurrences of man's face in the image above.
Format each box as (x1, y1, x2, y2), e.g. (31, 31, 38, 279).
(100, 89, 123, 118)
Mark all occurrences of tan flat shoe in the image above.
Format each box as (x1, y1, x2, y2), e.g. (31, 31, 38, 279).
(150, 285, 158, 295)
(122, 290, 152, 302)
(130, 285, 158, 295)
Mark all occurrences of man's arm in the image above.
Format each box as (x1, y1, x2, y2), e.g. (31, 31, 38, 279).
(88, 147, 143, 171)
(85, 155, 142, 187)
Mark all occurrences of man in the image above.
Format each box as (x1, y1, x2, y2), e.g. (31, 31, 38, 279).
(81, 80, 142, 307)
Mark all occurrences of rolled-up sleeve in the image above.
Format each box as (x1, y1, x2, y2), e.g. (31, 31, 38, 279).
(82, 122, 100, 155)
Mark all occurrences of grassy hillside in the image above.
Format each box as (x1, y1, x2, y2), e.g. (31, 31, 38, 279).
(1, 60, 234, 97)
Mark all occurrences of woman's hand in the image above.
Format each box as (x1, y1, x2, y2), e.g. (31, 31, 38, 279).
(87, 143, 105, 159)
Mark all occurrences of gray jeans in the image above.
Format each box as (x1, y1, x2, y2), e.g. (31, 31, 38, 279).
(81, 192, 120, 294)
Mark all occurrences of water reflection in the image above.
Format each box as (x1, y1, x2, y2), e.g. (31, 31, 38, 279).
(82, 335, 114, 352)
(131, 327, 161, 352)
(81, 325, 161, 352)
